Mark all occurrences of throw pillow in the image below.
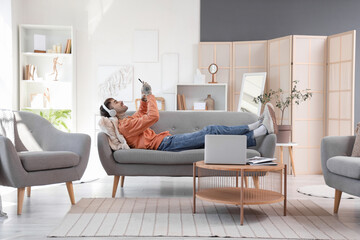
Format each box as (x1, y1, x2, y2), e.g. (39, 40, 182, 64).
(351, 122, 360, 157)
(98, 116, 130, 150)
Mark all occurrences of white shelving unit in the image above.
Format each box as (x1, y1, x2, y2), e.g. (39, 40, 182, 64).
(19, 24, 75, 131)
(175, 83, 227, 111)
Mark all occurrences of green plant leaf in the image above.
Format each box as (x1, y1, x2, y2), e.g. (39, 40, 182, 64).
(253, 80, 312, 123)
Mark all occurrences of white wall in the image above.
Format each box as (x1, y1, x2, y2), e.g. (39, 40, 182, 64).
(12, 0, 200, 178)
(0, 0, 12, 109)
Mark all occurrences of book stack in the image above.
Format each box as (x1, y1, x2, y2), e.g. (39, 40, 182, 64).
(246, 156, 277, 166)
(25, 64, 36, 80)
(177, 94, 186, 110)
(64, 39, 72, 54)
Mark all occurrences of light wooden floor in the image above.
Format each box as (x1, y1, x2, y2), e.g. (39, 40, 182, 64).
(0, 174, 359, 239)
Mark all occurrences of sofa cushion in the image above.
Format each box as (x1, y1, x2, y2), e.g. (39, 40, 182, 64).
(19, 151, 80, 172)
(113, 149, 261, 165)
(98, 116, 130, 151)
(327, 156, 360, 179)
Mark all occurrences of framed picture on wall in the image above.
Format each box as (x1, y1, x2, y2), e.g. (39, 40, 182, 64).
(161, 53, 179, 93)
(97, 65, 134, 103)
(133, 30, 159, 62)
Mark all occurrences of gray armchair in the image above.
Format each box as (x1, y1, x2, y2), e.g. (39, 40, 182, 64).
(321, 136, 359, 213)
(0, 111, 91, 214)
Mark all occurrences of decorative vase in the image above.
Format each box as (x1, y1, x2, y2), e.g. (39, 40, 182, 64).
(276, 125, 292, 143)
(205, 94, 215, 110)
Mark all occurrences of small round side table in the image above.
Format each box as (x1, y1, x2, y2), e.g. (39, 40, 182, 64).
(276, 142, 298, 176)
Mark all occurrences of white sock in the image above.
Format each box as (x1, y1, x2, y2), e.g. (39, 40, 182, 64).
(253, 125, 267, 138)
(248, 120, 261, 131)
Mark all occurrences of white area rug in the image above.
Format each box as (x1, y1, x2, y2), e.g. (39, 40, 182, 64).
(297, 185, 359, 199)
(49, 198, 359, 239)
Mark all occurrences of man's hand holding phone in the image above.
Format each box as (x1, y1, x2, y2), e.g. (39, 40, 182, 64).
(141, 94, 147, 102)
(139, 78, 152, 96)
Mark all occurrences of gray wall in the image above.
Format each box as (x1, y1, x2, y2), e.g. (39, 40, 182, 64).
(201, 0, 360, 126)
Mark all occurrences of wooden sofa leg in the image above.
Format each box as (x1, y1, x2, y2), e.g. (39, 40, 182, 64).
(112, 176, 120, 198)
(334, 189, 342, 214)
(17, 188, 25, 215)
(121, 176, 125, 188)
(26, 187, 31, 197)
(66, 182, 75, 205)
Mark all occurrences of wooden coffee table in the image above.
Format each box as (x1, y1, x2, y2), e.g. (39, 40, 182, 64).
(193, 161, 287, 225)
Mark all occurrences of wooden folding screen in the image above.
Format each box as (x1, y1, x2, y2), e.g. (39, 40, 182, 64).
(232, 41, 267, 111)
(267, 36, 293, 169)
(327, 30, 356, 136)
(198, 30, 355, 175)
(198, 42, 233, 110)
(292, 35, 327, 174)
(267, 36, 293, 125)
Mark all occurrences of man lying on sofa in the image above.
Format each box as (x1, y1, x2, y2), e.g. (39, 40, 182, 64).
(99, 82, 277, 152)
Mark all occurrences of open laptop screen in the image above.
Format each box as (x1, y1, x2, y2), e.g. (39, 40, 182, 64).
(204, 135, 247, 165)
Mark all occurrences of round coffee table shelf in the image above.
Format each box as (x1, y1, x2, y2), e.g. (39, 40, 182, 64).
(197, 187, 284, 205)
(193, 161, 287, 225)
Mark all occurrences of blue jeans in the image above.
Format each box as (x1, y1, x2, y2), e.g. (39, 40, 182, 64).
(157, 125, 256, 151)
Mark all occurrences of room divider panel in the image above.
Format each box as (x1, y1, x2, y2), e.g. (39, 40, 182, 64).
(199, 30, 355, 174)
(198, 42, 233, 110)
(292, 35, 327, 174)
(267, 36, 293, 125)
(232, 41, 267, 111)
(327, 31, 356, 136)
(267, 36, 293, 171)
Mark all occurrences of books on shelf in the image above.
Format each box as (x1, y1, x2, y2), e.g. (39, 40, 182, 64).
(177, 94, 186, 110)
(25, 64, 36, 80)
(181, 94, 186, 110)
(64, 39, 71, 54)
(177, 94, 182, 110)
(246, 156, 277, 166)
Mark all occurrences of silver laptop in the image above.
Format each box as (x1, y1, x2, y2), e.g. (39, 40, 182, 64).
(205, 135, 247, 165)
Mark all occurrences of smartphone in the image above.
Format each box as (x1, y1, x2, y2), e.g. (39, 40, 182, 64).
(138, 78, 144, 84)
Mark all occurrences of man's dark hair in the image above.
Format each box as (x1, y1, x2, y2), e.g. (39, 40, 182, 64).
(99, 98, 113, 117)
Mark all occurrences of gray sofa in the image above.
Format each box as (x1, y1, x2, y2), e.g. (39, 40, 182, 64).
(97, 111, 276, 197)
(321, 136, 360, 213)
(0, 111, 91, 214)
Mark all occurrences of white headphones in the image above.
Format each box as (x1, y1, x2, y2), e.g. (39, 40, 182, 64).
(102, 104, 116, 117)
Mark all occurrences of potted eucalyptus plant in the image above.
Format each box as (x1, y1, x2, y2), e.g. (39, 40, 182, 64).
(253, 80, 312, 143)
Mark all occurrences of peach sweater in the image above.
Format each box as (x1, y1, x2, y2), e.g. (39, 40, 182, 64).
(118, 95, 170, 150)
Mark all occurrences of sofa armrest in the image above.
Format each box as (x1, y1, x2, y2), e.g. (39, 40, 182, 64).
(97, 132, 117, 175)
(0, 136, 28, 187)
(321, 136, 355, 174)
(256, 134, 276, 158)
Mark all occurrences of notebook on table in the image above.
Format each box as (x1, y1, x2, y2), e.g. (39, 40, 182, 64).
(204, 135, 247, 165)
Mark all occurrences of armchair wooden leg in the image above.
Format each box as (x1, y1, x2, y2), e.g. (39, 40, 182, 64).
(334, 189, 342, 214)
(66, 182, 75, 205)
(244, 176, 248, 188)
(112, 176, 120, 198)
(26, 187, 31, 197)
(252, 175, 260, 189)
(120, 176, 125, 188)
(17, 188, 25, 215)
